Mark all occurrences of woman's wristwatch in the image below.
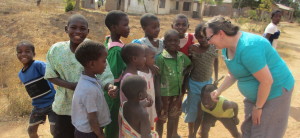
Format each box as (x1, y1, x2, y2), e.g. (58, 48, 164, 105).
(254, 105, 263, 110)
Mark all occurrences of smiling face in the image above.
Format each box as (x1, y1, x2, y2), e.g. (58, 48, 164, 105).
(65, 18, 89, 46)
(16, 44, 35, 68)
(164, 33, 180, 53)
(172, 17, 189, 38)
(201, 92, 216, 109)
(143, 19, 160, 39)
(205, 27, 224, 49)
(115, 15, 130, 38)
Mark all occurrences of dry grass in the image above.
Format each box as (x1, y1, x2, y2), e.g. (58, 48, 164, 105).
(0, 0, 297, 121)
(0, 0, 284, 118)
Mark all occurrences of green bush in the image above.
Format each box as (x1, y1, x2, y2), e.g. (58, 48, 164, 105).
(297, 18, 300, 24)
(65, 2, 74, 12)
(248, 10, 259, 21)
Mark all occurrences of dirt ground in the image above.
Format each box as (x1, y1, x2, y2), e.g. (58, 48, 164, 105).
(0, 0, 299, 138)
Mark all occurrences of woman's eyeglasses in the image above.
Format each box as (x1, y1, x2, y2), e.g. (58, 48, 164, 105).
(206, 34, 215, 41)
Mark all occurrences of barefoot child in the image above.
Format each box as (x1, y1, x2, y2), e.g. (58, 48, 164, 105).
(156, 29, 191, 138)
(138, 47, 162, 129)
(72, 40, 111, 138)
(198, 84, 241, 138)
(45, 14, 115, 137)
(132, 13, 164, 55)
(104, 10, 130, 137)
(120, 75, 159, 138)
(182, 23, 218, 138)
(17, 40, 56, 138)
(171, 14, 196, 56)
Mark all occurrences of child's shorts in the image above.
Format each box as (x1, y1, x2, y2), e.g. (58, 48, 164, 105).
(158, 95, 182, 122)
(74, 128, 104, 138)
(29, 105, 56, 126)
(182, 78, 212, 123)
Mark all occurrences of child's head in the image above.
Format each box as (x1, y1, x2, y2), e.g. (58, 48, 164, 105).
(105, 10, 130, 38)
(121, 43, 146, 68)
(65, 14, 89, 46)
(144, 46, 156, 67)
(194, 23, 208, 48)
(271, 10, 282, 25)
(16, 40, 35, 67)
(75, 40, 107, 74)
(172, 14, 189, 37)
(140, 13, 160, 39)
(164, 29, 180, 53)
(121, 75, 148, 101)
(201, 84, 217, 109)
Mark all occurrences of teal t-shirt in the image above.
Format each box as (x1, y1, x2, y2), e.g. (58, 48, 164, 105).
(222, 32, 294, 102)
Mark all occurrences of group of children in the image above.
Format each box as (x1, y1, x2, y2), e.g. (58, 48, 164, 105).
(17, 10, 241, 138)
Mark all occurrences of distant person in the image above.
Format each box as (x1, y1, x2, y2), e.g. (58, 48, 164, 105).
(37, 0, 41, 6)
(16, 40, 56, 138)
(206, 16, 294, 138)
(45, 14, 116, 138)
(120, 75, 159, 138)
(198, 84, 241, 138)
(263, 10, 282, 49)
(72, 40, 111, 138)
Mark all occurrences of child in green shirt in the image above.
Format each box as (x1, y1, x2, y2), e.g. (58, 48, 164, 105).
(155, 29, 191, 138)
(104, 10, 130, 138)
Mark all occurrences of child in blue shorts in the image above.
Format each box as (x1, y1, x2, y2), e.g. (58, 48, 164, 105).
(182, 23, 218, 138)
(16, 40, 56, 138)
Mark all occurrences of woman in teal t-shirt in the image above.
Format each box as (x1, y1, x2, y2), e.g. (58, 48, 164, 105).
(204, 16, 294, 138)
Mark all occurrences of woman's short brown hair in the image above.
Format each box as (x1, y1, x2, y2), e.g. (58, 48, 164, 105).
(206, 16, 239, 36)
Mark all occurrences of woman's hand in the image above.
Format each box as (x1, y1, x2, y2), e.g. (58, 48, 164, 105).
(252, 108, 262, 125)
(210, 90, 220, 102)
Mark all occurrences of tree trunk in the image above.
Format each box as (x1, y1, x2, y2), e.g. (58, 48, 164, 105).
(74, 0, 80, 10)
(200, 1, 205, 19)
(143, 1, 148, 13)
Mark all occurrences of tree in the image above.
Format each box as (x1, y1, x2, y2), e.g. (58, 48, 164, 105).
(233, 0, 261, 9)
(74, 0, 80, 10)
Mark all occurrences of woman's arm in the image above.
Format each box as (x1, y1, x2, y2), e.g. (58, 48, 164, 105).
(48, 78, 77, 91)
(211, 72, 237, 102)
(252, 65, 273, 125)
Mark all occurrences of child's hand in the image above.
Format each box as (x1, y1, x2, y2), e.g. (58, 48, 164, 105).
(149, 65, 159, 75)
(233, 116, 239, 125)
(145, 94, 153, 107)
(108, 84, 118, 98)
